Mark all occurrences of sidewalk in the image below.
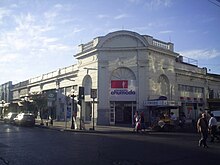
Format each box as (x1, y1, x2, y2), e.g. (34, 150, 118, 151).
(35, 120, 197, 134)
(35, 120, 136, 134)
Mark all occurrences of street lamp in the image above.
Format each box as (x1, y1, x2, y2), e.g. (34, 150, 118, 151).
(83, 67, 98, 130)
(83, 67, 98, 74)
(70, 89, 75, 129)
(91, 89, 97, 130)
(57, 78, 75, 129)
(63, 78, 75, 129)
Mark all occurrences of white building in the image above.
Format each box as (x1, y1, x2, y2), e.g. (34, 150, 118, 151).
(11, 30, 220, 127)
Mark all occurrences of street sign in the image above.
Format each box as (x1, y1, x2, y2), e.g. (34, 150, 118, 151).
(47, 92, 56, 101)
(91, 89, 97, 99)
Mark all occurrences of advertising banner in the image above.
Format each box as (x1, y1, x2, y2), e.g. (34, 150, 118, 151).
(110, 80, 136, 101)
(111, 80, 128, 88)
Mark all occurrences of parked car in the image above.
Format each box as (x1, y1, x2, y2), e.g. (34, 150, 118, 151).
(14, 113, 35, 126)
(3, 112, 18, 124)
(211, 110, 220, 132)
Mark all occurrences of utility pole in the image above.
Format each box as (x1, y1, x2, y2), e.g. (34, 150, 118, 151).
(71, 91, 75, 129)
(91, 89, 97, 130)
(78, 87, 84, 130)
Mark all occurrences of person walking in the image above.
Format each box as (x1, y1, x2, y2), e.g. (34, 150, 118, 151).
(179, 112, 186, 129)
(140, 112, 146, 132)
(208, 113, 220, 142)
(197, 113, 209, 148)
(133, 111, 140, 132)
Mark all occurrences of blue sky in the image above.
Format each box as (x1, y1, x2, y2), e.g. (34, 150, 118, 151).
(0, 0, 220, 84)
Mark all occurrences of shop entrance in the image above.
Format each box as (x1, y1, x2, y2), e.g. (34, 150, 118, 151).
(110, 101, 136, 125)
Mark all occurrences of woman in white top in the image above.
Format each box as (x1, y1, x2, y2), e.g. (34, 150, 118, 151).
(208, 113, 220, 142)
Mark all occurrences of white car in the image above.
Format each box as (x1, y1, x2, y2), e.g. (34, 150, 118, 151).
(211, 110, 220, 132)
(14, 113, 35, 126)
(3, 112, 18, 124)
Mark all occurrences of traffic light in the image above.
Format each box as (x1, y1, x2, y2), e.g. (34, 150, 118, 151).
(78, 87, 84, 100)
(77, 86, 84, 106)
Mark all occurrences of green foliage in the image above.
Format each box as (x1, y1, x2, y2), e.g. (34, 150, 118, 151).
(30, 92, 48, 119)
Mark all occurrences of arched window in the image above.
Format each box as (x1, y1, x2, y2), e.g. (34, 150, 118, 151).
(82, 75, 92, 122)
(111, 67, 136, 80)
(82, 75, 92, 95)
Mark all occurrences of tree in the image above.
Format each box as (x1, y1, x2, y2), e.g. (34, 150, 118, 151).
(30, 92, 48, 125)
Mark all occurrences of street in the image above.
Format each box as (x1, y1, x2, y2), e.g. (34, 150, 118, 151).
(0, 123, 220, 165)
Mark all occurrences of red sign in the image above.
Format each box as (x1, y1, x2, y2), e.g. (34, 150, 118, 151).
(111, 80, 128, 88)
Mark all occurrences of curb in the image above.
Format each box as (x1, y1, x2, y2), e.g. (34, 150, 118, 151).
(35, 123, 197, 135)
(35, 124, 135, 134)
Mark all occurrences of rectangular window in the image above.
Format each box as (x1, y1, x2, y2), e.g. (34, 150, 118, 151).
(178, 84, 204, 94)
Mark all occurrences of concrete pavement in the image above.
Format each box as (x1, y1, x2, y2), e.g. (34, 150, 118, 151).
(35, 119, 198, 134)
(0, 118, 196, 134)
(35, 119, 137, 134)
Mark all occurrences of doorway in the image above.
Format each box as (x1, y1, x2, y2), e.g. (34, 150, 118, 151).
(113, 101, 136, 124)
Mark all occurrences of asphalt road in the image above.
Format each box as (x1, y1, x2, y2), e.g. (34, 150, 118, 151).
(0, 123, 220, 165)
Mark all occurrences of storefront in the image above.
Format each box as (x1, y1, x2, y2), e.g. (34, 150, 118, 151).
(179, 97, 204, 123)
(109, 79, 136, 125)
(207, 99, 220, 110)
(144, 99, 181, 126)
(110, 101, 136, 125)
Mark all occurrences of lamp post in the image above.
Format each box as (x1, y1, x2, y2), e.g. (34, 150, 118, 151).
(70, 89, 75, 129)
(91, 89, 97, 130)
(83, 67, 98, 74)
(83, 67, 98, 130)
(57, 78, 75, 128)
(78, 87, 84, 130)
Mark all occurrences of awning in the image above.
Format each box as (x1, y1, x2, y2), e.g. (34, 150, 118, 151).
(207, 99, 220, 103)
(143, 100, 181, 107)
(18, 102, 24, 106)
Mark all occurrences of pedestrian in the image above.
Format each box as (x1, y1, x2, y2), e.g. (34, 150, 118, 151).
(140, 112, 146, 132)
(197, 113, 209, 148)
(208, 113, 220, 142)
(179, 112, 186, 129)
(133, 111, 140, 132)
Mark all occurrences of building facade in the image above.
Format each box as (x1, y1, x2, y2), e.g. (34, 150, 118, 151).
(6, 30, 220, 126)
(0, 81, 13, 116)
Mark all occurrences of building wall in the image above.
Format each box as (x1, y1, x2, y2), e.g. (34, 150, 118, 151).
(5, 30, 220, 125)
(0, 81, 12, 103)
(0, 81, 13, 116)
(95, 31, 149, 124)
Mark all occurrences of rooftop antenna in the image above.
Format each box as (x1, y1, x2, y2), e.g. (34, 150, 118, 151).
(169, 35, 172, 42)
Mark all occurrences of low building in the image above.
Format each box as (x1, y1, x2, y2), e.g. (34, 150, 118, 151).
(8, 30, 220, 127)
